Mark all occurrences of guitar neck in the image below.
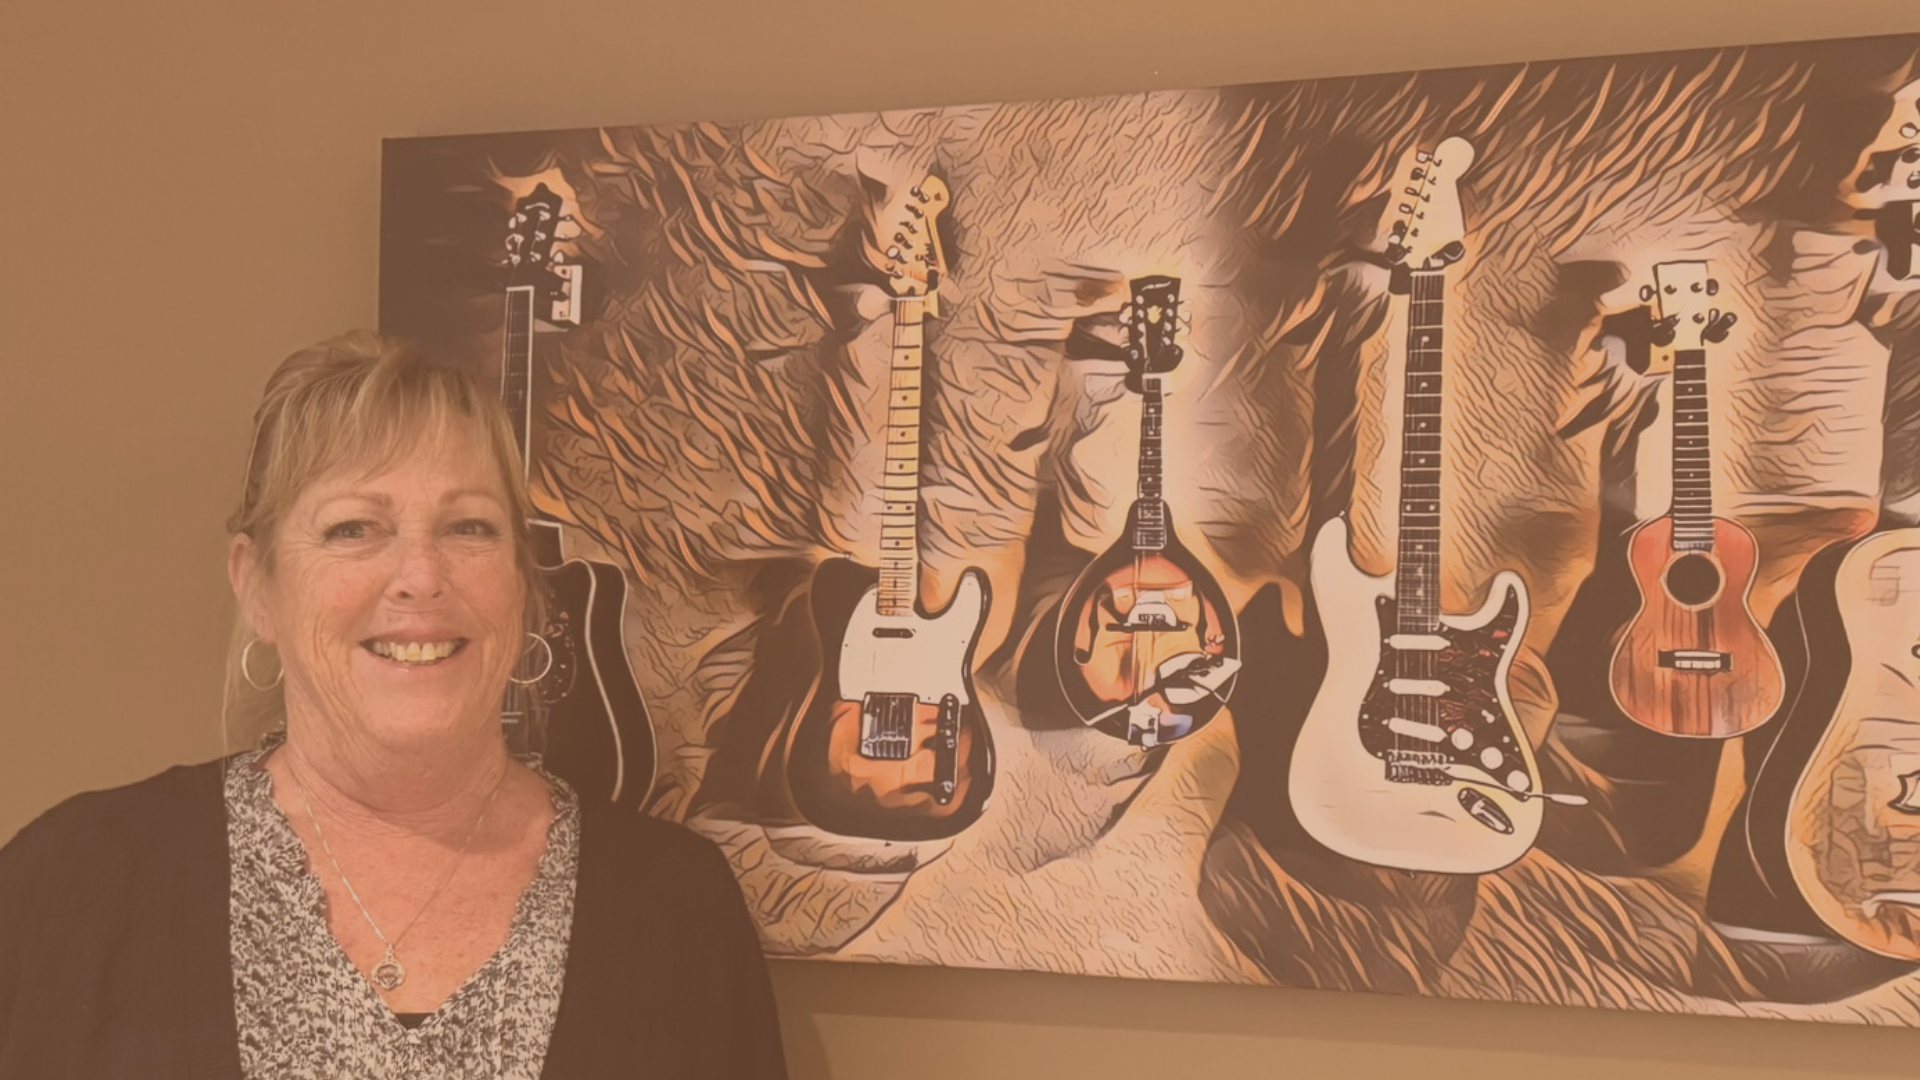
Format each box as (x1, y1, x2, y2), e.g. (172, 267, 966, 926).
(503, 285, 537, 481)
(1669, 347, 1715, 551)
(1395, 269, 1446, 634)
(877, 296, 928, 617)
(1133, 376, 1168, 551)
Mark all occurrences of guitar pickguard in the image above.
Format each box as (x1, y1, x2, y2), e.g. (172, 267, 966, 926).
(1357, 589, 1531, 793)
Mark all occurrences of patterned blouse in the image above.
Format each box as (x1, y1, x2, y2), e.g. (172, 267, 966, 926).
(225, 737, 580, 1079)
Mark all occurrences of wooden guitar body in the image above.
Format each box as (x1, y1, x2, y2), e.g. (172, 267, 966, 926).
(1783, 528, 1920, 959)
(1609, 514, 1784, 738)
(1289, 516, 1542, 873)
(775, 558, 995, 841)
(528, 519, 658, 811)
(1053, 501, 1239, 746)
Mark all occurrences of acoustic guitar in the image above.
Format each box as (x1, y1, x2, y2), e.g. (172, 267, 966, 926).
(500, 185, 658, 810)
(1778, 527, 1920, 958)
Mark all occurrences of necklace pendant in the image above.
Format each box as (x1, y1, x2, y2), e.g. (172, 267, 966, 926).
(371, 945, 406, 992)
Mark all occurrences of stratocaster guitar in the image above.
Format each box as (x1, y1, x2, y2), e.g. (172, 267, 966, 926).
(1607, 262, 1784, 739)
(501, 185, 658, 811)
(1290, 138, 1571, 875)
(767, 177, 996, 842)
(1778, 527, 1920, 958)
(1053, 276, 1240, 747)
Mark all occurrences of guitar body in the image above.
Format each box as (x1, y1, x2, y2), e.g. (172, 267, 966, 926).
(1608, 514, 1784, 738)
(1290, 516, 1541, 873)
(1783, 528, 1920, 958)
(530, 521, 658, 812)
(778, 559, 996, 841)
(1053, 501, 1239, 744)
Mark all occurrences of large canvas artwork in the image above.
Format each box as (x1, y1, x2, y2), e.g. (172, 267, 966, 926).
(380, 32, 1920, 1021)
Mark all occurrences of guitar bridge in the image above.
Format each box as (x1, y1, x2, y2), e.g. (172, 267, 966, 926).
(858, 692, 962, 806)
(858, 693, 915, 761)
(1385, 749, 1451, 786)
(1658, 649, 1731, 673)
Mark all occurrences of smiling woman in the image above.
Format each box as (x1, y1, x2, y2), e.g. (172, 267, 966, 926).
(0, 333, 788, 1080)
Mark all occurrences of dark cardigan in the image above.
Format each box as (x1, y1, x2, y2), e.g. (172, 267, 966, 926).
(0, 760, 788, 1079)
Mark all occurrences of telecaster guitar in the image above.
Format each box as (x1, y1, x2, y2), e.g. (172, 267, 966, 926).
(1290, 138, 1574, 875)
(767, 177, 996, 841)
(1781, 528, 1920, 958)
(500, 185, 658, 811)
(1607, 262, 1784, 739)
(1053, 276, 1240, 747)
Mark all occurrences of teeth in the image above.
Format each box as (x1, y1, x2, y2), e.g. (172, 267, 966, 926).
(369, 640, 459, 664)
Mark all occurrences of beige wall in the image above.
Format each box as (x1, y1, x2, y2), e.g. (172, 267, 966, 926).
(6, 1, 1920, 1075)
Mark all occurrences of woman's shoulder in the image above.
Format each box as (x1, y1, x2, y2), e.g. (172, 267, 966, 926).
(0, 759, 227, 884)
(573, 803, 744, 900)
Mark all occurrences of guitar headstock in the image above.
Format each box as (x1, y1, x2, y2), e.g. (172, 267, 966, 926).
(869, 176, 950, 315)
(1384, 136, 1476, 272)
(1123, 275, 1184, 394)
(505, 183, 583, 327)
(1644, 261, 1737, 351)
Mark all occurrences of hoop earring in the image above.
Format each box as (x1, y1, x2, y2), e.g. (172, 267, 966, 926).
(240, 638, 283, 691)
(508, 631, 554, 686)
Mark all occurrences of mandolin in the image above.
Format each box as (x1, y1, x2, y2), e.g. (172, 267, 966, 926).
(763, 177, 996, 842)
(499, 184, 658, 811)
(1051, 276, 1240, 748)
(1606, 262, 1784, 739)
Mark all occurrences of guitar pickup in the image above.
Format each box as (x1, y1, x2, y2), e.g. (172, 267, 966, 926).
(858, 692, 916, 761)
(1385, 749, 1451, 786)
(1658, 650, 1731, 673)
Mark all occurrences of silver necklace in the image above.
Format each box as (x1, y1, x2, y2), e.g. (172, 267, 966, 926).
(287, 752, 507, 993)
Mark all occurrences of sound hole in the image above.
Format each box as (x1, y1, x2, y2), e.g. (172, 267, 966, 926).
(1664, 553, 1722, 607)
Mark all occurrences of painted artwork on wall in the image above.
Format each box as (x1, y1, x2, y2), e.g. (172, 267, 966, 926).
(379, 31, 1920, 1022)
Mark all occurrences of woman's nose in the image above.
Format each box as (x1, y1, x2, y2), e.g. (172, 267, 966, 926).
(389, 534, 449, 600)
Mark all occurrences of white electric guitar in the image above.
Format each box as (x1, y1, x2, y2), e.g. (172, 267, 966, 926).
(768, 176, 996, 842)
(1289, 137, 1578, 874)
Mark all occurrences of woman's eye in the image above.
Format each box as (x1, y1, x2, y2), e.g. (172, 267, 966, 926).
(324, 520, 372, 542)
(451, 518, 501, 538)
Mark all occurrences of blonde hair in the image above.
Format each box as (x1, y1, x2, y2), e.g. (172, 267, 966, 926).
(223, 331, 543, 745)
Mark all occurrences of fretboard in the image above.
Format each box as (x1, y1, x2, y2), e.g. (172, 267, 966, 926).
(1133, 375, 1167, 550)
(1396, 269, 1446, 634)
(503, 285, 536, 480)
(876, 297, 929, 617)
(1669, 347, 1715, 552)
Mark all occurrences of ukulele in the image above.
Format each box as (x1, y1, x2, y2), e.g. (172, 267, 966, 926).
(500, 184, 658, 810)
(1289, 138, 1574, 875)
(1778, 527, 1920, 958)
(1052, 275, 1240, 748)
(765, 177, 996, 842)
(1606, 262, 1784, 739)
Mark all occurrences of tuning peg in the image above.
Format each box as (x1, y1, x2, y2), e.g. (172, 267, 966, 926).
(886, 246, 902, 260)
(1398, 203, 1414, 215)
(907, 204, 925, 219)
(1639, 284, 1655, 303)
(910, 185, 924, 200)
(1390, 221, 1409, 237)
(1416, 150, 1434, 164)
(1410, 167, 1426, 181)
(1704, 309, 1738, 343)
(1705, 278, 1718, 296)
(551, 251, 566, 264)
(1903, 122, 1920, 139)
(1651, 314, 1679, 348)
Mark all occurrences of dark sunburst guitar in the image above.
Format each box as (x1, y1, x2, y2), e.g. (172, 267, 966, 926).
(765, 177, 996, 842)
(1053, 275, 1240, 748)
(1607, 261, 1784, 739)
(500, 184, 658, 810)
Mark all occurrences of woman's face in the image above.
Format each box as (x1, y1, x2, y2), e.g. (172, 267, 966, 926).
(232, 423, 525, 750)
